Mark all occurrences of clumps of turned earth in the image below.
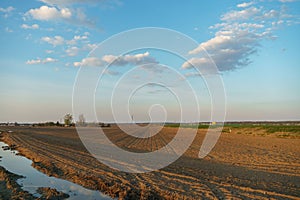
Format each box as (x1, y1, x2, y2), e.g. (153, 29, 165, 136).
(0, 166, 70, 200)
(1, 144, 17, 151)
(1, 126, 300, 199)
(33, 160, 65, 177)
(0, 166, 35, 200)
(36, 187, 70, 200)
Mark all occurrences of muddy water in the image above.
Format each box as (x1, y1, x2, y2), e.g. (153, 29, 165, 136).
(0, 141, 112, 200)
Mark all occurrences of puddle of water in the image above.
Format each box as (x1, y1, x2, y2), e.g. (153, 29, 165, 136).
(0, 141, 112, 200)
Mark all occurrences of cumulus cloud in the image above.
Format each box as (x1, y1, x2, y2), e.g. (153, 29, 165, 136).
(237, 2, 254, 8)
(21, 24, 39, 29)
(26, 57, 58, 64)
(74, 57, 103, 67)
(139, 64, 165, 74)
(262, 9, 280, 19)
(102, 52, 158, 66)
(25, 0, 121, 28)
(45, 50, 54, 54)
(66, 46, 80, 56)
(221, 7, 260, 21)
(183, 3, 293, 73)
(67, 34, 88, 45)
(42, 35, 64, 46)
(74, 35, 88, 40)
(0, 6, 15, 13)
(26, 6, 71, 21)
(74, 52, 158, 67)
(39, 0, 104, 6)
(83, 43, 97, 51)
(0, 6, 15, 18)
(38, 0, 122, 8)
(279, 0, 298, 2)
(40, 33, 94, 57)
(25, 5, 94, 27)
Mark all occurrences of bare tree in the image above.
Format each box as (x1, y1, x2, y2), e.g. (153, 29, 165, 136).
(77, 114, 86, 126)
(64, 113, 73, 126)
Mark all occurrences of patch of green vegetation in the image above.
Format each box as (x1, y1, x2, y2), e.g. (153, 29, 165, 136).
(224, 124, 300, 133)
(165, 123, 300, 135)
(276, 132, 300, 139)
(262, 125, 300, 133)
(164, 124, 211, 129)
(223, 124, 255, 128)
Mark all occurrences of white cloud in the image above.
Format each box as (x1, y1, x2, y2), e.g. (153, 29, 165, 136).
(279, 0, 298, 2)
(26, 6, 72, 21)
(39, 0, 101, 6)
(21, 24, 39, 29)
(263, 9, 280, 19)
(67, 34, 88, 45)
(0, 6, 15, 18)
(237, 2, 254, 8)
(26, 60, 40, 65)
(42, 35, 64, 46)
(183, 5, 293, 73)
(221, 7, 260, 21)
(66, 46, 80, 56)
(184, 27, 263, 71)
(26, 57, 58, 64)
(41, 34, 94, 57)
(25, 5, 94, 28)
(182, 58, 209, 69)
(74, 52, 158, 67)
(83, 43, 97, 51)
(45, 50, 54, 54)
(74, 57, 103, 67)
(39, 0, 121, 7)
(182, 57, 223, 75)
(74, 35, 88, 40)
(44, 57, 58, 63)
(210, 23, 264, 32)
(0, 6, 15, 13)
(189, 35, 232, 55)
(272, 20, 284, 26)
(102, 52, 157, 66)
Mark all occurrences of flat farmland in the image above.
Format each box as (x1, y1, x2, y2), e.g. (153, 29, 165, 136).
(1, 125, 300, 199)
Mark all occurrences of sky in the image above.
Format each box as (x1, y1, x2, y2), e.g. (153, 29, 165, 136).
(0, 0, 300, 123)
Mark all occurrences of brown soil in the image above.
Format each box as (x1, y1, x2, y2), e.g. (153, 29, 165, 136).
(36, 187, 70, 200)
(0, 166, 35, 200)
(1, 126, 300, 199)
(0, 166, 70, 200)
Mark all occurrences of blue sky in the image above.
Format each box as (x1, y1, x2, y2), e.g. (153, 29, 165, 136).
(0, 0, 299, 123)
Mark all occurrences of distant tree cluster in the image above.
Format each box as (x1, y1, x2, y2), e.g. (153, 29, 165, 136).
(33, 113, 74, 127)
(34, 121, 62, 127)
(5, 113, 112, 128)
(99, 122, 111, 127)
(76, 114, 86, 127)
(64, 113, 73, 127)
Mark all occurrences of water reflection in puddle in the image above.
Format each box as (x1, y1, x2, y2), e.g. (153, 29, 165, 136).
(0, 141, 112, 200)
